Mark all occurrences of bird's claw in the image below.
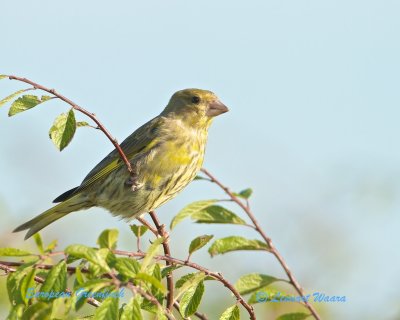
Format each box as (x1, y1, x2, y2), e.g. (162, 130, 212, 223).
(125, 175, 141, 191)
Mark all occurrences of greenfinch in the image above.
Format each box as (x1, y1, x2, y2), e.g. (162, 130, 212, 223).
(14, 89, 228, 239)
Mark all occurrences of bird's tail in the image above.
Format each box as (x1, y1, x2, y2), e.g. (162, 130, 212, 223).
(13, 195, 92, 240)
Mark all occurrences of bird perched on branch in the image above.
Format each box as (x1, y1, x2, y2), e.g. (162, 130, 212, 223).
(14, 89, 228, 239)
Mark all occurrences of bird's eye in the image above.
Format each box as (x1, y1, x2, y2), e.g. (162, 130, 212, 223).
(191, 96, 200, 104)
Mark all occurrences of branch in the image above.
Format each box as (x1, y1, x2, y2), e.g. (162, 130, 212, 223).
(149, 211, 174, 312)
(127, 283, 175, 320)
(3, 75, 254, 318)
(200, 168, 321, 320)
(113, 250, 256, 319)
(7, 75, 135, 177)
(2, 75, 209, 318)
(137, 217, 158, 236)
(1, 260, 175, 318)
(0, 249, 255, 320)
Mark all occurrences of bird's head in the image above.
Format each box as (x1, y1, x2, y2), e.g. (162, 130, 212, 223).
(162, 89, 229, 128)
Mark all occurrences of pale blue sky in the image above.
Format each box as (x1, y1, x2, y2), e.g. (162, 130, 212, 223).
(1, 1, 400, 319)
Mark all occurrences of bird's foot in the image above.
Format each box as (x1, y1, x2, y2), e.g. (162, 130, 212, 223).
(125, 175, 141, 192)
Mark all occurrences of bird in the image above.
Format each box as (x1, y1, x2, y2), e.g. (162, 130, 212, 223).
(13, 88, 228, 239)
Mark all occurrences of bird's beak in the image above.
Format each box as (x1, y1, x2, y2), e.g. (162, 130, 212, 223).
(207, 99, 229, 117)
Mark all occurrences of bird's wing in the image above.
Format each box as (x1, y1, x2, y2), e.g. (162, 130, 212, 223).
(53, 116, 163, 202)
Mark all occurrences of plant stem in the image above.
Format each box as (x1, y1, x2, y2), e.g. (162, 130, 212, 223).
(149, 211, 174, 312)
(200, 168, 321, 320)
(113, 250, 256, 319)
(7, 75, 135, 177)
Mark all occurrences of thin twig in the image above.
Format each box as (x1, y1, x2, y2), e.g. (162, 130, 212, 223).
(127, 283, 175, 320)
(112, 250, 255, 319)
(3, 75, 255, 319)
(137, 217, 158, 235)
(149, 211, 174, 312)
(7, 75, 134, 177)
(1, 260, 176, 317)
(0, 249, 255, 320)
(200, 168, 321, 320)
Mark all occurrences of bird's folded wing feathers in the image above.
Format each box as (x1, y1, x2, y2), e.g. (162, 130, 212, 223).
(58, 116, 162, 200)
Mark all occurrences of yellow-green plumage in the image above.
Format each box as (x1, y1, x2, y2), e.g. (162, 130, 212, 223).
(14, 89, 228, 239)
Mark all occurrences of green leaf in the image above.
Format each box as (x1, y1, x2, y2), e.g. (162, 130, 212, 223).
(45, 240, 58, 253)
(237, 188, 253, 199)
(33, 233, 44, 254)
(7, 262, 38, 306)
(189, 235, 213, 255)
(21, 302, 52, 320)
(180, 280, 205, 318)
(74, 279, 112, 311)
(20, 267, 36, 304)
(0, 74, 7, 80)
(150, 264, 164, 304)
(40, 260, 67, 300)
(193, 175, 207, 180)
(276, 312, 311, 320)
(6, 304, 25, 320)
(176, 273, 196, 289)
(155, 310, 168, 320)
(65, 244, 110, 272)
(130, 224, 148, 237)
(208, 236, 269, 257)
(74, 266, 85, 287)
(193, 205, 246, 225)
(248, 288, 291, 304)
(97, 229, 119, 250)
(49, 109, 76, 151)
(114, 257, 140, 279)
(0, 248, 33, 257)
(7, 268, 26, 305)
(220, 305, 240, 320)
(8, 95, 52, 116)
(234, 273, 279, 295)
(161, 265, 182, 278)
(176, 273, 215, 289)
(135, 272, 166, 294)
(140, 237, 164, 271)
(120, 296, 143, 320)
(93, 295, 119, 319)
(170, 199, 218, 229)
(76, 121, 90, 127)
(51, 297, 72, 319)
(175, 272, 206, 300)
(0, 89, 31, 108)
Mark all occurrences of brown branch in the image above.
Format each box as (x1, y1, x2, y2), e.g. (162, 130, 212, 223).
(137, 217, 158, 235)
(7, 75, 134, 177)
(0, 262, 100, 307)
(0, 248, 255, 319)
(113, 250, 256, 319)
(1, 261, 175, 318)
(149, 211, 174, 312)
(200, 168, 321, 320)
(3, 75, 254, 318)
